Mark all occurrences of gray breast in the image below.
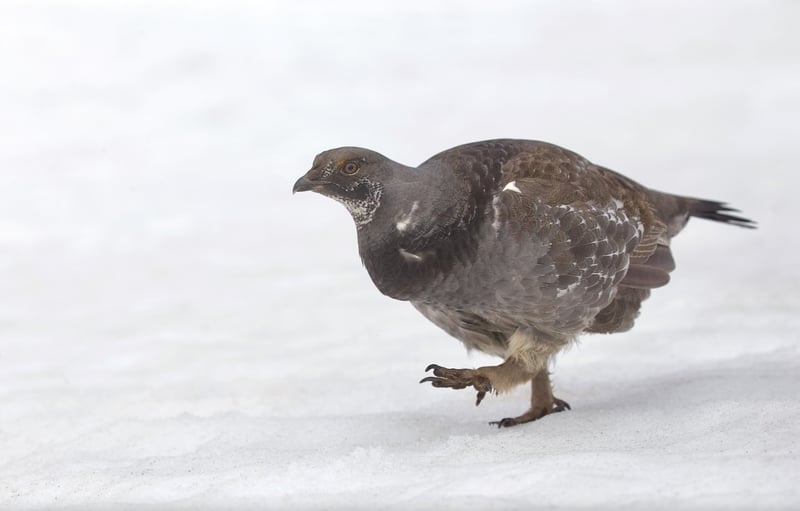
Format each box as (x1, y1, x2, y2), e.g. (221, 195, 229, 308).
(410, 182, 639, 346)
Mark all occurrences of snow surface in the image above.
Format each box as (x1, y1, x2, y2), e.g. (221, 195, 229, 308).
(1, 0, 799, 509)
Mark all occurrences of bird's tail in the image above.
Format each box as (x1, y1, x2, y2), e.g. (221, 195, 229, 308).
(647, 190, 756, 237)
(685, 198, 756, 229)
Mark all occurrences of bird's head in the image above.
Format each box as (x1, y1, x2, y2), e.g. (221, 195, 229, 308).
(293, 147, 396, 228)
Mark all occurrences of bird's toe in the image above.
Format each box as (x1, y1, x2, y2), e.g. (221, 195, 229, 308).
(420, 364, 494, 403)
(553, 397, 571, 412)
(490, 398, 571, 428)
(490, 417, 520, 428)
(418, 375, 468, 389)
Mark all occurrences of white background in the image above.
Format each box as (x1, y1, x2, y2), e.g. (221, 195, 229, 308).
(1, 0, 798, 509)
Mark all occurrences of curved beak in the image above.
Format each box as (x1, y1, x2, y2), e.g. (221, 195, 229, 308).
(292, 175, 315, 194)
(293, 167, 330, 194)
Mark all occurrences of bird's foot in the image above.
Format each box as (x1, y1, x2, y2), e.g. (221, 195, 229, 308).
(489, 397, 571, 428)
(419, 363, 494, 406)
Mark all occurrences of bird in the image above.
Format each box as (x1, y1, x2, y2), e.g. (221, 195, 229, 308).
(292, 139, 754, 427)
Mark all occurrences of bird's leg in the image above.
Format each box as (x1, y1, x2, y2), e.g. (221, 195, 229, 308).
(420, 329, 569, 423)
(489, 370, 571, 428)
(420, 356, 537, 406)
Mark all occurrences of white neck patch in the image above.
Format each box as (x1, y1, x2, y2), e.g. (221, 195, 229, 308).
(334, 179, 383, 228)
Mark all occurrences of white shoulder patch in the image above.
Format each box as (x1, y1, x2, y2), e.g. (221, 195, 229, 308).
(395, 201, 420, 232)
(502, 181, 522, 194)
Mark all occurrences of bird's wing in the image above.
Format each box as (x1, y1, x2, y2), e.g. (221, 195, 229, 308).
(498, 147, 673, 290)
(416, 139, 673, 290)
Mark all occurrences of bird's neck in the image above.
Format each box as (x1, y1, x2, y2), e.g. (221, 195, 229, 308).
(357, 237, 426, 301)
(355, 173, 480, 302)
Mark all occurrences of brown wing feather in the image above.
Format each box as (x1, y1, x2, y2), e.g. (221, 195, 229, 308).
(586, 287, 651, 333)
(497, 146, 682, 333)
(426, 140, 740, 336)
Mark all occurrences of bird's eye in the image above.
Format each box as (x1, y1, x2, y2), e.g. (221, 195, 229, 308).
(342, 162, 360, 175)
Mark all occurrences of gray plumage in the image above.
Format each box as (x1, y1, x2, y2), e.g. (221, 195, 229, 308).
(293, 139, 754, 427)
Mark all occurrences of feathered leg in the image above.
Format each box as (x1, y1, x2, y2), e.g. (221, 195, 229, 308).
(420, 328, 569, 426)
(420, 356, 537, 406)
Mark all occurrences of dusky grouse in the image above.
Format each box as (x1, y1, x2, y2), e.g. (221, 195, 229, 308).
(293, 139, 754, 427)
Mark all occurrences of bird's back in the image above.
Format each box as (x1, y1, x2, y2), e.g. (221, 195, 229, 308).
(407, 139, 752, 348)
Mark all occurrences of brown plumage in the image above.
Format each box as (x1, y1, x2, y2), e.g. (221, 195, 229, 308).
(293, 139, 754, 427)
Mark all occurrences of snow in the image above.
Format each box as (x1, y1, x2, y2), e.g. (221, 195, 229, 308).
(1, 0, 799, 509)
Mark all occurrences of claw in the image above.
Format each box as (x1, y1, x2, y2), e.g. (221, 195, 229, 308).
(420, 363, 493, 405)
(489, 397, 572, 428)
(489, 418, 517, 428)
(553, 398, 571, 412)
(419, 376, 468, 389)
